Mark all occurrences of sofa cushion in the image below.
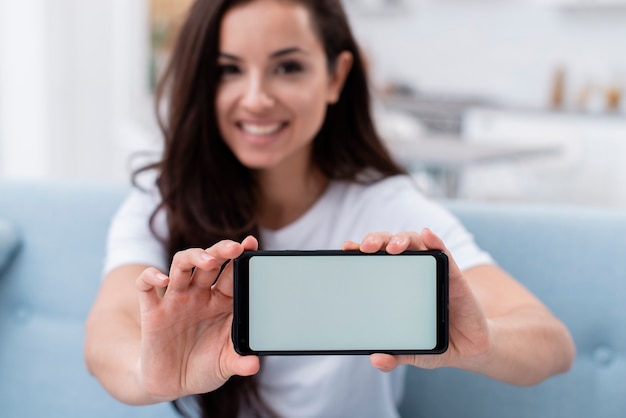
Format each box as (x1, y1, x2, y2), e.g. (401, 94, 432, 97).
(0, 219, 20, 276)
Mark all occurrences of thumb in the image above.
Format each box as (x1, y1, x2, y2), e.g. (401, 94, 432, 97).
(420, 228, 447, 251)
(228, 354, 261, 377)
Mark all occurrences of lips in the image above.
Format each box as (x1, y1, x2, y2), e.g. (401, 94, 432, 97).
(238, 122, 286, 136)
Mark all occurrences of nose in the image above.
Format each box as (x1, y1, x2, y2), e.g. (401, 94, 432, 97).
(241, 73, 275, 112)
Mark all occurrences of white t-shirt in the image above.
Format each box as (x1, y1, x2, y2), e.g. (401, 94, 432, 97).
(104, 174, 493, 418)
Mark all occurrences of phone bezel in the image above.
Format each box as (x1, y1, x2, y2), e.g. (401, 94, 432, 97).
(233, 249, 448, 356)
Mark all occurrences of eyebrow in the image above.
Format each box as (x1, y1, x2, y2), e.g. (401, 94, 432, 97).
(218, 47, 307, 61)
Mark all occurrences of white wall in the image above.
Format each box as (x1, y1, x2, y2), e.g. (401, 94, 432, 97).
(0, 0, 155, 182)
(349, 1, 626, 111)
(347, 0, 626, 207)
(1, 0, 625, 198)
(0, 0, 49, 178)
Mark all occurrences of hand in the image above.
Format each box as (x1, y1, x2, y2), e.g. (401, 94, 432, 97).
(343, 229, 490, 373)
(135, 236, 260, 401)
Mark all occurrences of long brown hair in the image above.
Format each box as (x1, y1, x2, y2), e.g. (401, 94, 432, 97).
(136, 0, 405, 416)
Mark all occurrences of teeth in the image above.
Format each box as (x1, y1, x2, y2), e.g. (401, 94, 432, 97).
(240, 122, 282, 135)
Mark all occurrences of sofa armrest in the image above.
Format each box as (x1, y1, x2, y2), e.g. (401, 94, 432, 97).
(0, 219, 20, 277)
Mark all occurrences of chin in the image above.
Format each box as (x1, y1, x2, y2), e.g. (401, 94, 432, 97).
(237, 156, 280, 171)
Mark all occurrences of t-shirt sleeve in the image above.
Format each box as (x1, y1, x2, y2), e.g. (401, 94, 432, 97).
(361, 176, 494, 272)
(102, 185, 169, 277)
(418, 198, 495, 272)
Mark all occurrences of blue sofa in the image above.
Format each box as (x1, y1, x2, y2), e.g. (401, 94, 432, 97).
(1, 180, 625, 418)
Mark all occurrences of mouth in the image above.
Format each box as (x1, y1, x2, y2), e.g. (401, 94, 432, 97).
(238, 121, 286, 136)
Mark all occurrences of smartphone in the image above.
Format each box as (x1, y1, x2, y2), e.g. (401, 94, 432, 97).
(233, 250, 448, 356)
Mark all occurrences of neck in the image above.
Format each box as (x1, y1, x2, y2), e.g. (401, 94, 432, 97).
(255, 160, 328, 231)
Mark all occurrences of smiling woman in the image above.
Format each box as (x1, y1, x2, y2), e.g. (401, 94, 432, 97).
(215, 0, 353, 188)
(84, 1, 575, 418)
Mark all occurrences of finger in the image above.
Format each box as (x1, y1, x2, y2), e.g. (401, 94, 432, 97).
(167, 248, 223, 292)
(212, 236, 259, 297)
(191, 240, 250, 289)
(420, 228, 462, 277)
(384, 231, 429, 254)
(369, 353, 400, 373)
(341, 240, 361, 251)
(229, 354, 261, 377)
(372, 352, 444, 372)
(204, 239, 248, 260)
(359, 231, 394, 253)
(136, 267, 169, 312)
(419, 228, 447, 251)
(189, 258, 227, 289)
(241, 235, 259, 251)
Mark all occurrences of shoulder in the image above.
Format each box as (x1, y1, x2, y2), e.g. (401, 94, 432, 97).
(116, 170, 163, 219)
(103, 170, 169, 275)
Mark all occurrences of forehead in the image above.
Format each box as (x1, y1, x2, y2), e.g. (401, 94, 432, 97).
(219, 0, 322, 54)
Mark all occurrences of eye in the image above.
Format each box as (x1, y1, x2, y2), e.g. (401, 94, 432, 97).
(275, 60, 303, 75)
(218, 64, 241, 77)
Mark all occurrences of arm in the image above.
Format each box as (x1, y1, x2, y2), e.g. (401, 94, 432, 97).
(452, 263, 575, 385)
(85, 264, 161, 404)
(344, 229, 575, 386)
(84, 237, 261, 405)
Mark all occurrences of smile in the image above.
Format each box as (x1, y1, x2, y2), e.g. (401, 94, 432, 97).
(239, 122, 285, 136)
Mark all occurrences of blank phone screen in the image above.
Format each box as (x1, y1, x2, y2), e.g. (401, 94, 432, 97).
(246, 254, 439, 352)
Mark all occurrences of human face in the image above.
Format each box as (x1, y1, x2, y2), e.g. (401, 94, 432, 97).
(215, 0, 351, 172)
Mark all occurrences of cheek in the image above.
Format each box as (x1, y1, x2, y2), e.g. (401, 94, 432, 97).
(286, 88, 329, 133)
(215, 87, 236, 132)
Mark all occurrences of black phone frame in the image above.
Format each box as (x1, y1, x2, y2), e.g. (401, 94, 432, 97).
(232, 249, 449, 356)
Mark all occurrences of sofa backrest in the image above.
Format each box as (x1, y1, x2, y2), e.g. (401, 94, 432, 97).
(0, 218, 20, 276)
(399, 201, 626, 418)
(0, 181, 179, 418)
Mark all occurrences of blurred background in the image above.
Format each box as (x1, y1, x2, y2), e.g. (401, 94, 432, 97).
(1, 0, 625, 206)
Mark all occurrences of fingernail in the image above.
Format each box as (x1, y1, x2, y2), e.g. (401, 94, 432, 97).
(155, 272, 169, 282)
(390, 237, 403, 245)
(224, 241, 237, 248)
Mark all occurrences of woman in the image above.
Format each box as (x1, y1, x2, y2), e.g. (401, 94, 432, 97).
(85, 0, 575, 417)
